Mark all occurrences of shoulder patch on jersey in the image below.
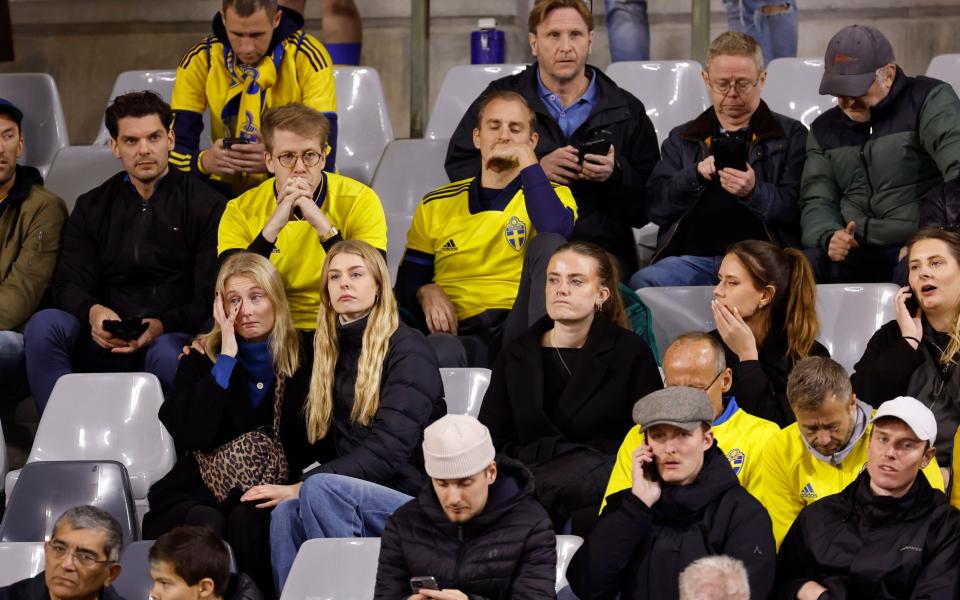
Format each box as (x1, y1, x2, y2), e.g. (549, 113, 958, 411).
(504, 216, 527, 251)
(422, 180, 472, 205)
(726, 448, 745, 475)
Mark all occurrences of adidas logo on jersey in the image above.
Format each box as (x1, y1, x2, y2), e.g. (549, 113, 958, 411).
(800, 482, 817, 499)
(440, 239, 458, 252)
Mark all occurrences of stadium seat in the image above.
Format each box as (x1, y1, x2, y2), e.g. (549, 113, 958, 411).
(4, 373, 175, 527)
(604, 61, 709, 146)
(926, 54, 960, 96)
(816, 283, 898, 373)
(763, 58, 836, 129)
(113, 540, 238, 600)
(385, 213, 412, 281)
(425, 64, 529, 140)
(0, 460, 138, 544)
(44, 145, 121, 213)
(0, 425, 6, 491)
(0, 542, 44, 587)
(279, 537, 380, 600)
(555, 534, 583, 593)
(440, 368, 492, 418)
(635, 286, 714, 361)
(333, 66, 394, 185)
(0, 73, 69, 177)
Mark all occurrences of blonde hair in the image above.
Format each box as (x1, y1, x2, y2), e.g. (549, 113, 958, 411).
(704, 31, 765, 73)
(261, 103, 331, 153)
(306, 241, 399, 442)
(907, 228, 960, 365)
(198, 252, 300, 377)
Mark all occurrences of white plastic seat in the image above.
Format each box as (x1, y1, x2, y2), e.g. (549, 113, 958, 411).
(372, 138, 451, 217)
(926, 54, 960, 96)
(555, 534, 583, 593)
(816, 283, 898, 373)
(0, 542, 45, 587)
(763, 58, 837, 129)
(425, 64, 528, 140)
(605, 61, 709, 146)
(0, 73, 69, 177)
(93, 70, 178, 146)
(280, 537, 380, 600)
(635, 286, 715, 361)
(334, 66, 394, 185)
(4, 373, 175, 526)
(385, 213, 412, 282)
(440, 368, 492, 418)
(44, 145, 121, 213)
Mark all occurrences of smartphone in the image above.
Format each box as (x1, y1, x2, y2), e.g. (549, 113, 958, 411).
(641, 436, 661, 482)
(410, 576, 440, 593)
(577, 138, 613, 165)
(905, 288, 921, 315)
(712, 136, 749, 171)
(102, 318, 148, 341)
(222, 137, 245, 149)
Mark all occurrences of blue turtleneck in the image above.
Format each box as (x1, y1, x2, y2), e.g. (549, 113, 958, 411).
(210, 339, 275, 408)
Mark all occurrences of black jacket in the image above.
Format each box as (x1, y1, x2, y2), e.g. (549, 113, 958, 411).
(647, 102, 807, 261)
(479, 314, 662, 463)
(920, 176, 960, 230)
(374, 456, 557, 600)
(567, 444, 776, 600)
(0, 572, 126, 600)
(302, 318, 447, 495)
(774, 470, 960, 599)
(52, 168, 225, 333)
(445, 63, 660, 274)
(710, 329, 830, 428)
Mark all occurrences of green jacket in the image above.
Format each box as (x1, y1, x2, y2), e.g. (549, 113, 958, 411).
(800, 68, 960, 250)
(0, 165, 67, 330)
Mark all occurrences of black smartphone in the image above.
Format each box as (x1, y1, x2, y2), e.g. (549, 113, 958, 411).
(712, 136, 749, 171)
(102, 318, 148, 341)
(577, 138, 612, 165)
(641, 436, 661, 482)
(905, 288, 921, 315)
(222, 136, 245, 149)
(410, 576, 440, 593)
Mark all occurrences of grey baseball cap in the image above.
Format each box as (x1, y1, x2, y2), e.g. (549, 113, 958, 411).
(632, 387, 714, 432)
(819, 25, 895, 97)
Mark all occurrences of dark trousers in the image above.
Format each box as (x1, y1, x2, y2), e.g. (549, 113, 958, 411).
(804, 245, 908, 285)
(530, 448, 615, 537)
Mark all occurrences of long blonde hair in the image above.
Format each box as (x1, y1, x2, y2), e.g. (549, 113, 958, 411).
(197, 252, 300, 377)
(306, 240, 399, 442)
(907, 228, 960, 365)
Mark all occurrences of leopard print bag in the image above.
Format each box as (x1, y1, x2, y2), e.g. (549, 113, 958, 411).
(196, 372, 289, 503)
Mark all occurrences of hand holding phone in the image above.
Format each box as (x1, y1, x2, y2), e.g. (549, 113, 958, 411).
(222, 137, 245, 150)
(895, 285, 923, 345)
(102, 318, 149, 341)
(631, 439, 662, 507)
(577, 138, 612, 166)
(410, 576, 440, 593)
(712, 136, 749, 172)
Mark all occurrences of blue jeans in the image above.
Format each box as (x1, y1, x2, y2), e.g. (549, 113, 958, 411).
(724, 0, 798, 63)
(629, 255, 724, 289)
(269, 474, 413, 592)
(23, 308, 191, 413)
(605, 0, 649, 62)
(0, 331, 26, 408)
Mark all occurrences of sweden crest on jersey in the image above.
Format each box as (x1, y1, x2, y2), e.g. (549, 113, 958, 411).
(726, 448, 745, 475)
(504, 216, 527, 251)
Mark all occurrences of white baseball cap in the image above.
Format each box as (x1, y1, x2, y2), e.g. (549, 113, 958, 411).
(871, 396, 937, 443)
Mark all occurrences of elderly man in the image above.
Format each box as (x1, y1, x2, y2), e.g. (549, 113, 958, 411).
(631, 31, 806, 288)
(0, 506, 124, 600)
(801, 25, 960, 284)
(755, 356, 945, 547)
(774, 397, 960, 599)
(679, 556, 751, 600)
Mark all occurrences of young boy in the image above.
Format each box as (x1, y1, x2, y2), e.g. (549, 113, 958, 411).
(149, 526, 239, 600)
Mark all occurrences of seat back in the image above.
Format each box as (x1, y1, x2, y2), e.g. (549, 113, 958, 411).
(0, 542, 45, 587)
(635, 286, 715, 360)
(279, 537, 381, 600)
(44, 146, 122, 213)
(113, 540, 238, 600)
(0, 73, 69, 177)
(26, 373, 174, 500)
(0, 461, 138, 544)
(93, 70, 182, 146)
(605, 61, 709, 146)
(555, 535, 583, 592)
(385, 213, 413, 282)
(926, 54, 960, 96)
(333, 66, 394, 184)
(372, 138, 451, 217)
(440, 368, 492, 418)
(763, 58, 836, 129)
(816, 283, 898, 373)
(425, 64, 529, 140)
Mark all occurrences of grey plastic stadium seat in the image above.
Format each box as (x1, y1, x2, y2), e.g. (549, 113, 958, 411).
(93, 70, 176, 146)
(0, 424, 6, 489)
(279, 537, 380, 600)
(4, 373, 175, 528)
(385, 213, 412, 282)
(555, 535, 583, 593)
(440, 368, 492, 418)
(816, 283, 898, 373)
(113, 540, 238, 600)
(604, 61, 709, 146)
(372, 138, 451, 216)
(635, 286, 715, 361)
(0, 542, 45, 587)
(0, 73, 69, 177)
(763, 58, 837, 129)
(333, 66, 394, 185)
(44, 146, 121, 213)
(0, 460, 138, 544)
(926, 54, 960, 96)
(425, 64, 529, 140)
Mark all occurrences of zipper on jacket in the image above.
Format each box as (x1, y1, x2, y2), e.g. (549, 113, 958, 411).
(651, 139, 708, 263)
(860, 128, 875, 213)
(451, 525, 466, 586)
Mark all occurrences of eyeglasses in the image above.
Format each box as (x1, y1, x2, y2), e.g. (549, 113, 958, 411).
(275, 150, 323, 168)
(708, 76, 762, 95)
(45, 541, 115, 569)
(690, 370, 725, 392)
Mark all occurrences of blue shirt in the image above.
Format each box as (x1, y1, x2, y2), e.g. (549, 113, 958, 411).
(536, 67, 598, 139)
(211, 339, 274, 408)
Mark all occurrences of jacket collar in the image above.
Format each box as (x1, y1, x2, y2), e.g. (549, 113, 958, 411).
(518, 62, 632, 118)
(801, 399, 872, 466)
(3, 164, 42, 209)
(653, 444, 739, 522)
(845, 468, 939, 522)
(681, 100, 785, 143)
(211, 6, 304, 57)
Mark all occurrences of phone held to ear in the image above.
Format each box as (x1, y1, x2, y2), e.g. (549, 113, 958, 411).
(641, 437, 661, 483)
(904, 289, 920, 315)
(410, 576, 440, 593)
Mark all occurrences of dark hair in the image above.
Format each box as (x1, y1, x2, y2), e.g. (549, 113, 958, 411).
(149, 526, 231, 597)
(222, 0, 278, 17)
(907, 227, 960, 365)
(52, 506, 124, 562)
(528, 0, 594, 33)
(476, 91, 537, 136)
(786, 356, 851, 411)
(104, 91, 173, 140)
(727, 240, 818, 361)
(550, 241, 628, 329)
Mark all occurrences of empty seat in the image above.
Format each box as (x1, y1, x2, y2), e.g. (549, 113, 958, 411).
(385, 213, 412, 282)
(555, 534, 583, 593)
(113, 540, 238, 600)
(763, 58, 836, 129)
(425, 64, 529, 140)
(371, 138, 451, 217)
(0, 542, 45, 587)
(333, 66, 394, 185)
(604, 61, 709, 146)
(4, 373, 175, 526)
(816, 283, 898, 373)
(44, 145, 121, 213)
(0, 73, 69, 177)
(926, 54, 960, 96)
(635, 286, 715, 361)
(279, 537, 380, 600)
(0, 460, 138, 544)
(440, 368, 492, 418)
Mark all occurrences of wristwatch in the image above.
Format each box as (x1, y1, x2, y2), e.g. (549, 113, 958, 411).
(319, 226, 339, 243)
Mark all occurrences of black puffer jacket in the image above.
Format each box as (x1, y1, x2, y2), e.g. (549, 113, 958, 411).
(374, 456, 557, 600)
(567, 444, 776, 600)
(774, 470, 960, 599)
(303, 317, 447, 495)
(920, 176, 960, 229)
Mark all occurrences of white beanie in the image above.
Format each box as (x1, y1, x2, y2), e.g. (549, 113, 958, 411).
(422, 415, 496, 479)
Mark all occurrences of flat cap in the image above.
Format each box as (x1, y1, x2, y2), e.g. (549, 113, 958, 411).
(632, 387, 714, 432)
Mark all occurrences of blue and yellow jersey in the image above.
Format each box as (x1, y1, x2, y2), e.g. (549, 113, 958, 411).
(601, 398, 779, 510)
(403, 177, 577, 321)
(218, 172, 386, 329)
